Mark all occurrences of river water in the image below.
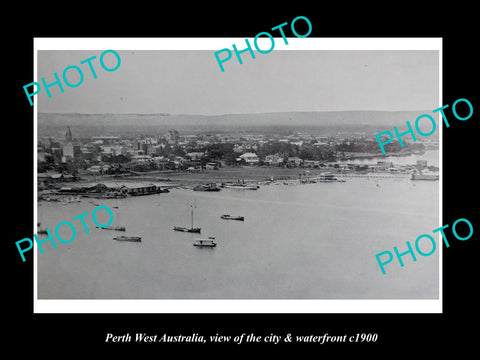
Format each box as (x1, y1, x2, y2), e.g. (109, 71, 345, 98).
(37, 164, 440, 300)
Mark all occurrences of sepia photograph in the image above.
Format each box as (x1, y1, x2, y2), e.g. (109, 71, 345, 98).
(34, 40, 441, 310)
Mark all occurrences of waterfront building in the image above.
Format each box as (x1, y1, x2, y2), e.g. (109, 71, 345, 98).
(239, 152, 259, 165)
(37, 173, 76, 189)
(120, 183, 159, 196)
(264, 154, 284, 166)
(376, 161, 394, 171)
(287, 157, 303, 167)
(303, 160, 321, 168)
(205, 162, 219, 170)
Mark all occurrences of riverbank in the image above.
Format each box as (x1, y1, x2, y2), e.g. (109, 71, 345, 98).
(39, 147, 440, 201)
(76, 166, 354, 187)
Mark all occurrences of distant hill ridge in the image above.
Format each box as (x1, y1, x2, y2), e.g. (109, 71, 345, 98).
(38, 110, 432, 128)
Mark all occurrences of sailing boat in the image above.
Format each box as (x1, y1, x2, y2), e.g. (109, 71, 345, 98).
(97, 204, 126, 231)
(37, 222, 48, 235)
(173, 202, 201, 233)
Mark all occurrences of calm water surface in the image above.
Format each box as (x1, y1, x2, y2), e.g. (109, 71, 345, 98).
(37, 174, 439, 299)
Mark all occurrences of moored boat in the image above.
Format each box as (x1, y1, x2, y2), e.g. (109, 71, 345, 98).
(315, 173, 339, 182)
(113, 236, 141, 242)
(37, 222, 48, 234)
(97, 226, 126, 231)
(193, 183, 221, 192)
(193, 237, 217, 247)
(221, 214, 244, 221)
(174, 202, 201, 233)
(173, 226, 201, 233)
(98, 206, 126, 231)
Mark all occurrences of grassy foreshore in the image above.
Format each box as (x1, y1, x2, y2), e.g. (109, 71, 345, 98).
(79, 166, 337, 187)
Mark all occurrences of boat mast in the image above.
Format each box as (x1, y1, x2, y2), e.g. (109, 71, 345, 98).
(191, 204, 193, 229)
(114, 184, 120, 228)
(189, 200, 197, 229)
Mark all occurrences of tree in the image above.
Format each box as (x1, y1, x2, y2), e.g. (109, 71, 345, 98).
(299, 146, 316, 160)
(172, 145, 186, 157)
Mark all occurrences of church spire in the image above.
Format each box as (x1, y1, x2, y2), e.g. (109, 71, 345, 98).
(65, 126, 72, 142)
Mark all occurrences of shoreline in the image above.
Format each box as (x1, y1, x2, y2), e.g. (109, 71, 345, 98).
(38, 149, 439, 200)
(38, 166, 420, 201)
(76, 166, 411, 186)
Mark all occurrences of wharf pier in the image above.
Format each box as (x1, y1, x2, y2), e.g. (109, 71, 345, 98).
(339, 173, 409, 179)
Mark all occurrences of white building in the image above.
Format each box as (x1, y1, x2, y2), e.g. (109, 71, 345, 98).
(239, 152, 259, 164)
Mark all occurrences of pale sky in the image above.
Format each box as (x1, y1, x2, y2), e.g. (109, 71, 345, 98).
(37, 49, 439, 115)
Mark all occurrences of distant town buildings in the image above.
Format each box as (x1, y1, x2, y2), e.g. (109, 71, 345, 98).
(37, 125, 435, 186)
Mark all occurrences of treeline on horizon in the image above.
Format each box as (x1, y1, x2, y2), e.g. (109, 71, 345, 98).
(37, 111, 439, 139)
(38, 122, 403, 140)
